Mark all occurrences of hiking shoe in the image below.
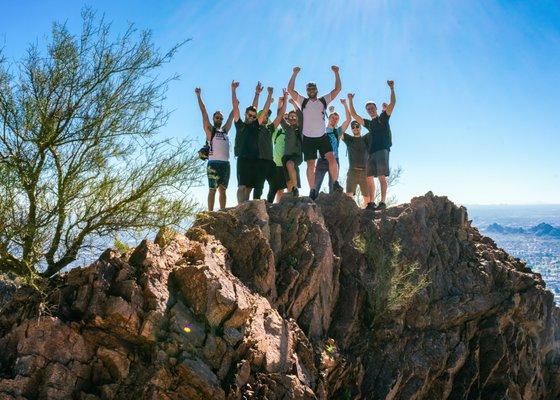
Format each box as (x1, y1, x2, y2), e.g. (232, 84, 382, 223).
(377, 202, 386, 210)
(292, 187, 299, 197)
(333, 180, 343, 193)
(309, 188, 318, 200)
(365, 202, 377, 211)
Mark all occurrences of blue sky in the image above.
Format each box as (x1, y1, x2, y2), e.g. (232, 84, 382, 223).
(1, 0, 559, 206)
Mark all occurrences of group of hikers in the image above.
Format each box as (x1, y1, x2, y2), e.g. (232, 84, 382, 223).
(195, 66, 396, 211)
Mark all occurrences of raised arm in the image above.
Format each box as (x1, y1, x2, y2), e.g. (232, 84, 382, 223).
(258, 87, 274, 125)
(251, 81, 263, 110)
(386, 80, 396, 115)
(272, 89, 288, 128)
(195, 88, 212, 140)
(289, 96, 300, 111)
(327, 65, 341, 101)
(347, 93, 365, 126)
(339, 98, 351, 135)
(223, 109, 234, 133)
(287, 67, 302, 101)
(231, 81, 240, 122)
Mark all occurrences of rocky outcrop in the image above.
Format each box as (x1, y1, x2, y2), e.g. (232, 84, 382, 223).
(1, 192, 559, 399)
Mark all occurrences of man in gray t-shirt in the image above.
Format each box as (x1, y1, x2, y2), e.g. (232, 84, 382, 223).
(343, 120, 371, 206)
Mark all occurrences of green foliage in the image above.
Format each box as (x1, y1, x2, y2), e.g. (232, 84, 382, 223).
(360, 234, 429, 323)
(113, 238, 132, 253)
(0, 10, 202, 278)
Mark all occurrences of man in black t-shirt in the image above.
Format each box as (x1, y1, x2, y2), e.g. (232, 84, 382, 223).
(342, 121, 371, 206)
(348, 80, 396, 210)
(232, 81, 271, 204)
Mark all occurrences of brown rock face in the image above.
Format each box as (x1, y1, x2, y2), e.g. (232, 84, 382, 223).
(1, 192, 559, 399)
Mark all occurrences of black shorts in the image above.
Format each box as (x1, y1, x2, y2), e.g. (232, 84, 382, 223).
(366, 149, 390, 178)
(302, 135, 333, 161)
(270, 166, 287, 190)
(253, 159, 276, 190)
(237, 157, 260, 188)
(207, 160, 230, 189)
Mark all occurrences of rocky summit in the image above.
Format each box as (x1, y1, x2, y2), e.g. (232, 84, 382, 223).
(1, 192, 559, 400)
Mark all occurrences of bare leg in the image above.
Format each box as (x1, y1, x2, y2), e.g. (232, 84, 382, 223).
(218, 186, 226, 209)
(287, 161, 297, 191)
(379, 175, 388, 203)
(367, 176, 376, 204)
(208, 188, 216, 211)
(306, 159, 316, 189)
(325, 152, 339, 182)
(237, 186, 246, 204)
(275, 190, 284, 202)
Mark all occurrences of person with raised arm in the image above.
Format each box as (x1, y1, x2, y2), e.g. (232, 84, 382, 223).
(314, 99, 351, 194)
(232, 80, 261, 203)
(256, 88, 289, 203)
(195, 87, 233, 211)
(281, 97, 304, 197)
(252, 86, 276, 200)
(287, 65, 343, 200)
(347, 80, 396, 210)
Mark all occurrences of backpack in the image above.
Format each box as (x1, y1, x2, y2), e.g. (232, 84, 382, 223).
(301, 97, 327, 116)
(198, 127, 217, 161)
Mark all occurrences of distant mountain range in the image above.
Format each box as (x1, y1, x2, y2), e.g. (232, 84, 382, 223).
(485, 222, 560, 238)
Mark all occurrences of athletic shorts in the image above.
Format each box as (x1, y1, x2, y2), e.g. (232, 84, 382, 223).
(271, 166, 287, 190)
(207, 160, 230, 189)
(302, 135, 333, 161)
(253, 159, 276, 189)
(346, 168, 368, 196)
(237, 157, 260, 188)
(366, 149, 390, 178)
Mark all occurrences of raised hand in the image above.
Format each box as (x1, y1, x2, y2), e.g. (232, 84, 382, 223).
(267, 86, 273, 95)
(255, 81, 263, 94)
(340, 98, 347, 105)
(331, 65, 340, 73)
(387, 80, 395, 89)
(195, 87, 201, 95)
(231, 80, 239, 90)
(329, 105, 335, 113)
(293, 66, 301, 74)
(282, 88, 289, 98)
(347, 93, 355, 100)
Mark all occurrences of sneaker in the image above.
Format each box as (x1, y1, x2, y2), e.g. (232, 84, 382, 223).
(377, 202, 387, 210)
(292, 187, 299, 197)
(365, 202, 377, 211)
(333, 180, 343, 193)
(309, 188, 318, 200)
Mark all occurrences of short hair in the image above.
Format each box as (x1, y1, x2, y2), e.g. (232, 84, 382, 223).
(288, 110, 297, 116)
(329, 112, 339, 117)
(351, 121, 360, 127)
(365, 101, 377, 108)
(212, 110, 222, 118)
(245, 106, 257, 114)
(306, 82, 317, 88)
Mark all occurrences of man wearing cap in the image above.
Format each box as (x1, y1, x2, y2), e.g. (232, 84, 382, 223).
(287, 66, 343, 200)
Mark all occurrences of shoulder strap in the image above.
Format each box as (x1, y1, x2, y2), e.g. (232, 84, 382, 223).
(319, 97, 327, 109)
(302, 98, 309, 110)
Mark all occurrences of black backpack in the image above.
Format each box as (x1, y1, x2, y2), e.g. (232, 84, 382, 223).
(198, 127, 217, 161)
(301, 97, 328, 116)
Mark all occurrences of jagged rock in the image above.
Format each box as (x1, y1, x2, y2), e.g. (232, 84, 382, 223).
(1, 193, 559, 399)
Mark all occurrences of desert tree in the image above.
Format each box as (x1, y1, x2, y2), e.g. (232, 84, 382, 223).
(0, 10, 202, 278)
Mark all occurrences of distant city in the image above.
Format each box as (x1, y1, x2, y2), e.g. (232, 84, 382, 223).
(468, 205, 560, 304)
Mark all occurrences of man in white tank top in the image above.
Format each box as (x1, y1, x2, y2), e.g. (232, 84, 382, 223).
(287, 66, 343, 200)
(195, 88, 233, 211)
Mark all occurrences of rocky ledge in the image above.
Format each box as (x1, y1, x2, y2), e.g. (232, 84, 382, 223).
(1, 192, 559, 399)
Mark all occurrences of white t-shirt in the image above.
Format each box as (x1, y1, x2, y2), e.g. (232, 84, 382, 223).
(295, 93, 332, 138)
(208, 128, 230, 161)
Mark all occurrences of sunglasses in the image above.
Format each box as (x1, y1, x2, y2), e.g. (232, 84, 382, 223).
(214, 116, 223, 120)
(247, 113, 257, 119)
(351, 125, 360, 129)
